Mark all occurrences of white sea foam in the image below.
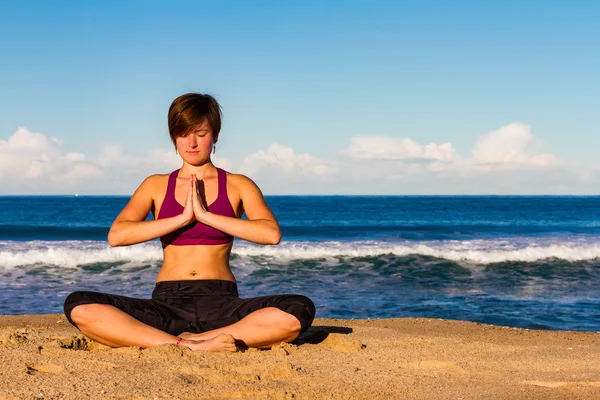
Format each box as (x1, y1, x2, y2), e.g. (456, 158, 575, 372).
(0, 237, 599, 269)
(234, 239, 600, 263)
(0, 241, 163, 269)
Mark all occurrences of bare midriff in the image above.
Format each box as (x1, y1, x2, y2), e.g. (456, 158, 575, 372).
(156, 242, 236, 283)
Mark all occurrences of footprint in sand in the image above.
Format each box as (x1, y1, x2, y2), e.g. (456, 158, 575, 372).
(38, 335, 109, 355)
(321, 333, 366, 353)
(179, 365, 232, 383)
(0, 327, 50, 345)
(273, 342, 297, 356)
(58, 336, 92, 350)
(141, 343, 191, 359)
(0, 328, 31, 345)
(25, 364, 65, 375)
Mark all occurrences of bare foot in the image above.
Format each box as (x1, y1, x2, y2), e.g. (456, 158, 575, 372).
(179, 331, 211, 341)
(182, 333, 237, 352)
(178, 331, 195, 340)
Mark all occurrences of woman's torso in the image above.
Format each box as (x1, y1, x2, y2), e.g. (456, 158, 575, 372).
(151, 167, 243, 283)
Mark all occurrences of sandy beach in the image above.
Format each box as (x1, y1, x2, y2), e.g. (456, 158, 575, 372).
(0, 315, 598, 399)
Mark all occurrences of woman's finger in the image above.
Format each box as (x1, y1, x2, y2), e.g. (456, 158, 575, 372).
(187, 176, 194, 204)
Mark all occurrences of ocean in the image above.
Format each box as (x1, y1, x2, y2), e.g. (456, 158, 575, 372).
(1, 195, 599, 332)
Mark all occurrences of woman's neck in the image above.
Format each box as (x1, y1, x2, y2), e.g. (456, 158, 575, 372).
(179, 162, 215, 179)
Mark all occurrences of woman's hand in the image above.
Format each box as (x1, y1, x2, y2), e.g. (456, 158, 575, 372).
(180, 175, 197, 226)
(192, 174, 209, 223)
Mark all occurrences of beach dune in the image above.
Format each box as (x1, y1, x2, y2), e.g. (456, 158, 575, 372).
(0, 315, 598, 399)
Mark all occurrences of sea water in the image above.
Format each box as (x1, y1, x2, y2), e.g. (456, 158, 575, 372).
(1, 195, 599, 331)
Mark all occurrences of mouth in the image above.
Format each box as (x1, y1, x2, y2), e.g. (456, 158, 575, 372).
(186, 151, 200, 155)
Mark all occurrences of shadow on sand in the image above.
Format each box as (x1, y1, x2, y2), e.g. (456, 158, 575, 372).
(294, 325, 353, 345)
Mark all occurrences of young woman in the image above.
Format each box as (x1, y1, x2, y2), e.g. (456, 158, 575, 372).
(64, 93, 315, 352)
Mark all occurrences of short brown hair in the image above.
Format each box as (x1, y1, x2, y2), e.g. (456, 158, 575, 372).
(168, 93, 222, 146)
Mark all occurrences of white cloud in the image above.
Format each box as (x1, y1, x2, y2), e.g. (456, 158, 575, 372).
(331, 123, 595, 194)
(239, 143, 338, 176)
(0, 127, 233, 194)
(1, 124, 597, 194)
(234, 143, 338, 194)
(471, 123, 559, 166)
(344, 123, 559, 175)
(0, 127, 103, 184)
(346, 136, 458, 162)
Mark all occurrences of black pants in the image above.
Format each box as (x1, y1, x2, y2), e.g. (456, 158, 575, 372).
(64, 280, 315, 336)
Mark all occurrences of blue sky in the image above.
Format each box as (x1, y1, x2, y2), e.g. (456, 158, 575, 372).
(1, 1, 598, 194)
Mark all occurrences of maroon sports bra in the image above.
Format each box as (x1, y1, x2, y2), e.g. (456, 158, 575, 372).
(157, 168, 236, 246)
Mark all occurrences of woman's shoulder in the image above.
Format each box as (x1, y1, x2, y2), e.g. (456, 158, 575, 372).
(144, 172, 171, 186)
(134, 172, 172, 199)
(223, 170, 258, 189)
(222, 170, 264, 200)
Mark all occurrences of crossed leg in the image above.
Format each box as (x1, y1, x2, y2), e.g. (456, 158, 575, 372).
(70, 304, 237, 352)
(180, 307, 302, 348)
(69, 304, 300, 351)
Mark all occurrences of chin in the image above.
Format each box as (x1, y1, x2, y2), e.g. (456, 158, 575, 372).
(186, 158, 210, 166)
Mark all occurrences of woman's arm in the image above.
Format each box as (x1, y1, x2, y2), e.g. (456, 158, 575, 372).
(193, 174, 281, 245)
(107, 175, 195, 247)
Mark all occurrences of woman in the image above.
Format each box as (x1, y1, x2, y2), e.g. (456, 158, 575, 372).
(64, 93, 315, 352)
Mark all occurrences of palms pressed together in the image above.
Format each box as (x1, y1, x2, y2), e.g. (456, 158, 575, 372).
(181, 174, 210, 226)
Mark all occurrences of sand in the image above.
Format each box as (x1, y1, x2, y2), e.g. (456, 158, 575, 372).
(0, 315, 599, 400)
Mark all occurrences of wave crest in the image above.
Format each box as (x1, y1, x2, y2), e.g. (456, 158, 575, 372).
(0, 238, 599, 269)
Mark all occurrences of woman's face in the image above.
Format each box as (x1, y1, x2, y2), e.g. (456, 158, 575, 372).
(175, 120, 215, 165)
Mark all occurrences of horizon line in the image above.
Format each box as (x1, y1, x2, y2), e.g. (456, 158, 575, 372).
(1, 194, 599, 197)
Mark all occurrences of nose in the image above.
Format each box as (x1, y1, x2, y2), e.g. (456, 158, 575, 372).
(187, 135, 198, 148)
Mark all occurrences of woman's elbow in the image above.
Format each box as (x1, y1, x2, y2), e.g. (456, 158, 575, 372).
(268, 228, 282, 245)
(107, 229, 123, 247)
